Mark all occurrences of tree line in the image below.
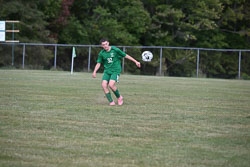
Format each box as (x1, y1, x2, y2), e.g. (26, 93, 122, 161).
(0, 0, 249, 78)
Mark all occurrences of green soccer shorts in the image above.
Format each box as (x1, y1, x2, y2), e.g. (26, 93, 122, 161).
(102, 72, 120, 82)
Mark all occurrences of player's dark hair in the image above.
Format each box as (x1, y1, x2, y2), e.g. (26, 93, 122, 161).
(100, 38, 108, 44)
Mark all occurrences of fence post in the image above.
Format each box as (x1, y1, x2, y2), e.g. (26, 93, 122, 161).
(22, 44, 25, 69)
(238, 51, 241, 79)
(54, 45, 57, 69)
(196, 49, 200, 78)
(159, 47, 162, 75)
(88, 46, 91, 72)
(122, 47, 126, 73)
(11, 23, 15, 66)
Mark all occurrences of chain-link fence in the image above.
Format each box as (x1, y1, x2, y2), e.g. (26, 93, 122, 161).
(0, 42, 250, 79)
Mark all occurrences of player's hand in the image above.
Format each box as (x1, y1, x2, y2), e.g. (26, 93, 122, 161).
(92, 72, 96, 78)
(136, 61, 141, 68)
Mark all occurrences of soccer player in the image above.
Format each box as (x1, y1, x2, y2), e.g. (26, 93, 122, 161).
(92, 38, 141, 106)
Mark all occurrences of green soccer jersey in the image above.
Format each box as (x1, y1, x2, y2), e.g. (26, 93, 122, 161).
(97, 46, 126, 73)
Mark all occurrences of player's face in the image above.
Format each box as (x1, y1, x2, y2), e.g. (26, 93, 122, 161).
(101, 41, 110, 51)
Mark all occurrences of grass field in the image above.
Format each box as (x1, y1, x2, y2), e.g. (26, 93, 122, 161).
(0, 70, 250, 167)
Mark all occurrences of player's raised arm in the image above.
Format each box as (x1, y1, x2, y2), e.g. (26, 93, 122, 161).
(125, 55, 141, 68)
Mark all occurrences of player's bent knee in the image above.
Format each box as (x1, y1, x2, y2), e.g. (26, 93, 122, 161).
(102, 84, 107, 89)
(108, 82, 116, 90)
(102, 81, 108, 89)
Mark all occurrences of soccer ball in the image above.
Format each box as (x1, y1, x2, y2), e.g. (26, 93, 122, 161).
(142, 51, 153, 62)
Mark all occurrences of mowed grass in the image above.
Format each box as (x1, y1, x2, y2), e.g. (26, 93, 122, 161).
(0, 70, 250, 167)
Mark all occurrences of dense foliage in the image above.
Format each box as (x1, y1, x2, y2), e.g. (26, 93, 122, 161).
(0, 0, 249, 78)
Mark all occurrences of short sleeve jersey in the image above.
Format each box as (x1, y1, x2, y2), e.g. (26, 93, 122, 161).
(97, 46, 126, 73)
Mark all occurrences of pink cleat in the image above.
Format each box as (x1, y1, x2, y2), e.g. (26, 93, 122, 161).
(109, 101, 115, 106)
(118, 96, 123, 106)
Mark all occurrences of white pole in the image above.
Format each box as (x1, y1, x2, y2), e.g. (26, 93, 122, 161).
(196, 49, 200, 78)
(88, 46, 91, 72)
(71, 54, 74, 74)
(71, 47, 75, 75)
(22, 44, 25, 69)
(54, 45, 57, 69)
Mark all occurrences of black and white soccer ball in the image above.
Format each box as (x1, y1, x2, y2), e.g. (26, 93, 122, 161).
(142, 51, 153, 62)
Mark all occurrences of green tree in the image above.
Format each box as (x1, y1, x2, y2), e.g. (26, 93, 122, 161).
(115, 0, 151, 43)
(0, 0, 54, 43)
(0, 0, 54, 69)
(58, 16, 89, 44)
(217, 0, 250, 49)
(149, 0, 223, 46)
(88, 5, 136, 45)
